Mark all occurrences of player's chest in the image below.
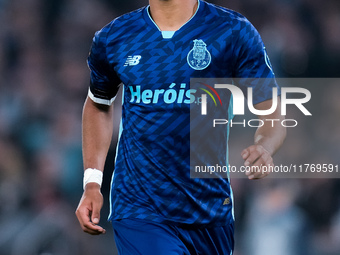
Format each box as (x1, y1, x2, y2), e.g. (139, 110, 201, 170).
(108, 35, 233, 86)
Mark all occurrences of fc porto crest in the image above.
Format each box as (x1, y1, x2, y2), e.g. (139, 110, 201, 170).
(187, 39, 211, 70)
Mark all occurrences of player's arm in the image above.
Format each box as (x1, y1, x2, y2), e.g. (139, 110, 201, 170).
(241, 97, 286, 179)
(75, 97, 114, 235)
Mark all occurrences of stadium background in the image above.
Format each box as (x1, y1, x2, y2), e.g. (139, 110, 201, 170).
(0, 0, 339, 254)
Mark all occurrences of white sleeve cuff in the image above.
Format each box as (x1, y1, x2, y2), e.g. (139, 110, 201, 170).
(88, 88, 116, 106)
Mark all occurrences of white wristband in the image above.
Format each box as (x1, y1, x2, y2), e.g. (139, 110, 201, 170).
(83, 168, 103, 190)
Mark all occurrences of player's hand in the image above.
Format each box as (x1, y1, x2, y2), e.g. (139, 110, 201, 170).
(75, 183, 106, 235)
(241, 145, 273, 180)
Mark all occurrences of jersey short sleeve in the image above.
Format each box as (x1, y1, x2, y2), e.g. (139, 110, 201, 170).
(232, 17, 279, 105)
(87, 28, 121, 105)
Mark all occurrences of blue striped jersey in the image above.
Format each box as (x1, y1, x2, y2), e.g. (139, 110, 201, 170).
(87, 0, 278, 226)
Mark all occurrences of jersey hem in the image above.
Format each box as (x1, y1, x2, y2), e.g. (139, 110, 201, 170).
(108, 212, 234, 229)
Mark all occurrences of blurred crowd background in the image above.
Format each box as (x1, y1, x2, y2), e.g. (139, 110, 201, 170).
(0, 0, 339, 254)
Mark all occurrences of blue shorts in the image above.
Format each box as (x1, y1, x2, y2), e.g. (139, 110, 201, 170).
(112, 219, 234, 255)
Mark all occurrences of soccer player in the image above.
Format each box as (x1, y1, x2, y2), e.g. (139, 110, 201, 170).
(76, 0, 286, 254)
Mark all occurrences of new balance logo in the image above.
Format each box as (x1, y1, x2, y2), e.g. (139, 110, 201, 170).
(124, 55, 142, 66)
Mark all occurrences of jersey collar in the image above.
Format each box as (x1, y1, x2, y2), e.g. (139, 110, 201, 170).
(143, 0, 203, 38)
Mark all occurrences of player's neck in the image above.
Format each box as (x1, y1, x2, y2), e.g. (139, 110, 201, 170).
(148, 0, 198, 31)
